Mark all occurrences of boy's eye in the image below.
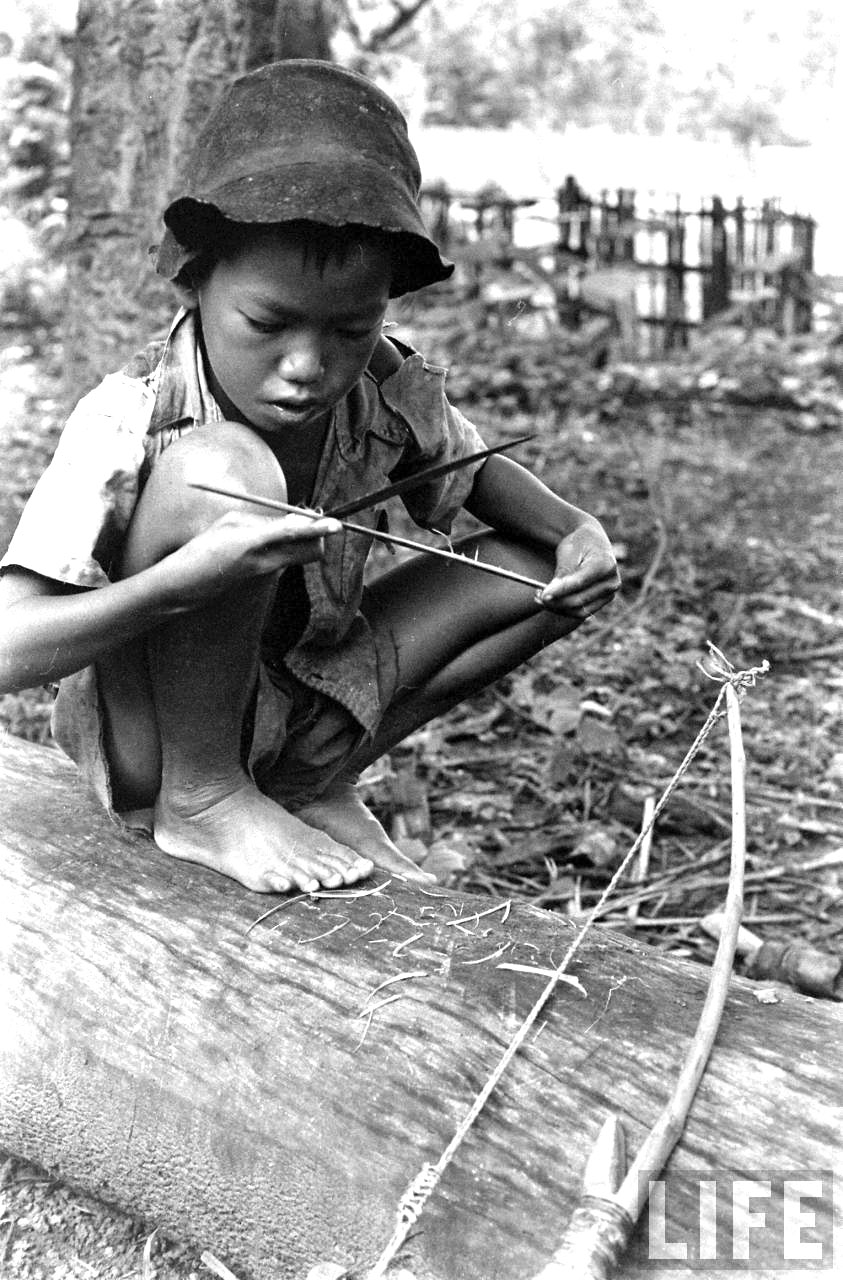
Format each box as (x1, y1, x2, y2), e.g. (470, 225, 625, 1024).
(246, 316, 284, 334)
(244, 315, 374, 340)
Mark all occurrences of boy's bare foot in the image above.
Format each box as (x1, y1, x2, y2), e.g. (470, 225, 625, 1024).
(153, 778, 374, 893)
(295, 782, 436, 884)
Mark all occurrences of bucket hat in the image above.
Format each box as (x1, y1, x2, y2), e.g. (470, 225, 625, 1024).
(154, 59, 453, 296)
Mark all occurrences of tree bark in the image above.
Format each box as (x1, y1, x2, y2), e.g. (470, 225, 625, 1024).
(63, 0, 337, 412)
(1, 735, 840, 1279)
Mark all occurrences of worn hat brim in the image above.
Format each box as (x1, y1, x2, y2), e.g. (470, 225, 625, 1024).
(155, 158, 453, 296)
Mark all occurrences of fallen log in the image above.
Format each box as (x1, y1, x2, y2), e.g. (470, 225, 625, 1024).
(0, 735, 839, 1280)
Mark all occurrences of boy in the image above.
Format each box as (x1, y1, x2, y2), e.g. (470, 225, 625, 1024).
(0, 60, 619, 895)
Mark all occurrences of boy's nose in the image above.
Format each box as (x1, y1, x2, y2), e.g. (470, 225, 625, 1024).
(279, 331, 323, 383)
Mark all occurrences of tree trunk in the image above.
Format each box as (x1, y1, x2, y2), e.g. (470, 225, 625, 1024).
(63, 0, 337, 411)
(1, 736, 839, 1280)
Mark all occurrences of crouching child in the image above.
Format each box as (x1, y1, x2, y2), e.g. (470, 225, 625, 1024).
(0, 60, 620, 894)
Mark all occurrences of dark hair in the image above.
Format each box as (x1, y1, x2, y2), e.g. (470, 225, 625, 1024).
(171, 208, 397, 292)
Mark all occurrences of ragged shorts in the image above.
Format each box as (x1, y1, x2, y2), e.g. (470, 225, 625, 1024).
(249, 588, 400, 810)
(248, 662, 373, 810)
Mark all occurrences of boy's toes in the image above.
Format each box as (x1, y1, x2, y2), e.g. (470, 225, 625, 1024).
(298, 874, 322, 893)
(341, 856, 374, 885)
(314, 849, 374, 886)
(285, 850, 365, 893)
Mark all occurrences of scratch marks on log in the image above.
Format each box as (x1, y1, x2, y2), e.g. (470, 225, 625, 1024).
(353, 971, 431, 1051)
(353, 994, 403, 1052)
(354, 908, 399, 939)
(242, 881, 587, 1056)
(457, 941, 512, 966)
(496, 963, 588, 999)
(584, 975, 637, 1034)
(295, 919, 349, 945)
(246, 880, 394, 935)
(392, 931, 424, 957)
(246, 893, 309, 933)
(445, 900, 513, 928)
(357, 971, 430, 1017)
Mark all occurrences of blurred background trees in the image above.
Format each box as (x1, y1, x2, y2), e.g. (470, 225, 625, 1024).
(0, 0, 839, 404)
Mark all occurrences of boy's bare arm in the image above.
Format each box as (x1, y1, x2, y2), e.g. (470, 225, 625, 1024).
(0, 510, 341, 694)
(464, 454, 620, 616)
(0, 565, 190, 693)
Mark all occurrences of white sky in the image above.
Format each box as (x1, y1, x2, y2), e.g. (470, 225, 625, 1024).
(0, 0, 77, 41)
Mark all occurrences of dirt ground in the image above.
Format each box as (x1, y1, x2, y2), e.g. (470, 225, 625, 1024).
(1, 309, 841, 1278)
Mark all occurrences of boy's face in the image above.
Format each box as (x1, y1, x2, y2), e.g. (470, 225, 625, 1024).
(196, 227, 392, 435)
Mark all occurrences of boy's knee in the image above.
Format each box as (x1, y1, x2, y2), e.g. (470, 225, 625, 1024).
(148, 421, 285, 525)
(122, 422, 287, 566)
(156, 421, 286, 500)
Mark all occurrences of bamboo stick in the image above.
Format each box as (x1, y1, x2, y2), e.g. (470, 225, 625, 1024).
(188, 482, 548, 592)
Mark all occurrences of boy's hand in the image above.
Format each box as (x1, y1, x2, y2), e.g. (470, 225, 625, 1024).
(165, 509, 343, 608)
(536, 521, 620, 618)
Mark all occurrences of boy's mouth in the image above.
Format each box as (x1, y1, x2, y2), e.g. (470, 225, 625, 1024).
(262, 398, 330, 431)
(270, 398, 322, 414)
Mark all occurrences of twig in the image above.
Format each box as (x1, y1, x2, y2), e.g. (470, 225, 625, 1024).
(630, 514, 668, 610)
(189, 482, 547, 592)
(612, 911, 802, 929)
(745, 593, 843, 629)
(627, 794, 655, 922)
(200, 1252, 243, 1280)
(700, 911, 764, 959)
(142, 1229, 159, 1280)
(772, 642, 843, 662)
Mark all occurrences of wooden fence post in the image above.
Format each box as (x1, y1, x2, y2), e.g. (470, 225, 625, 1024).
(703, 195, 730, 320)
(556, 174, 591, 259)
(664, 198, 687, 351)
(616, 187, 636, 262)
